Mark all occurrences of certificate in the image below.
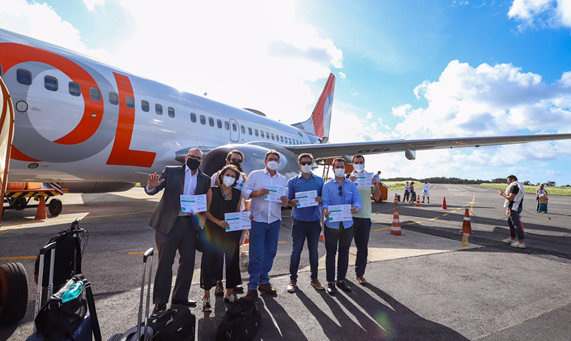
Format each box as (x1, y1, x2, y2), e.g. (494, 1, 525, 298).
(264, 185, 286, 203)
(224, 212, 251, 232)
(180, 194, 207, 213)
(295, 190, 319, 208)
(327, 204, 352, 222)
(354, 172, 374, 187)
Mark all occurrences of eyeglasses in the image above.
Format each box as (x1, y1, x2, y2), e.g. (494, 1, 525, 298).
(300, 161, 312, 166)
(230, 158, 242, 164)
(188, 155, 202, 160)
(338, 186, 343, 197)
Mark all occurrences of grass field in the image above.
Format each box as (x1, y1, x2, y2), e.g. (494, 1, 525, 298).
(381, 181, 571, 196)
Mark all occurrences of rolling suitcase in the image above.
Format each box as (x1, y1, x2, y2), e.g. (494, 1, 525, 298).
(146, 307, 195, 341)
(538, 203, 547, 213)
(28, 235, 102, 341)
(107, 248, 155, 341)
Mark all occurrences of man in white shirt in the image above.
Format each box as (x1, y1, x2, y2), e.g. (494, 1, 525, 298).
(422, 180, 430, 203)
(241, 149, 288, 300)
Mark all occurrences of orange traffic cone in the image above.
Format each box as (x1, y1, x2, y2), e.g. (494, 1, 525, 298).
(415, 195, 421, 207)
(393, 193, 399, 205)
(34, 195, 47, 220)
(519, 215, 525, 233)
(319, 225, 325, 242)
(390, 208, 402, 236)
(461, 209, 472, 234)
(243, 229, 250, 244)
(442, 197, 447, 210)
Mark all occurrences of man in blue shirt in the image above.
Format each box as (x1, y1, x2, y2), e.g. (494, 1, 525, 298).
(286, 153, 325, 293)
(322, 157, 362, 295)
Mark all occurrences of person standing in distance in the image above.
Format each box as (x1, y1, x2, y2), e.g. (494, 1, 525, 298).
(422, 180, 430, 203)
(322, 157, 362, 295)
(145, 147, 211, 313)
(286, 153, 325, 292)
(374, 171, 381, 183)
(241, 150, 288, 300)
(348, 155, 381, 285)
(403, 181, 410, 203)
(500, 175, 526, 249)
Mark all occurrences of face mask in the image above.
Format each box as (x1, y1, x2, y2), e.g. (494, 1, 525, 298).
(301, 164, 312, 174)
(267, 160, 279, 171)
(186, 157, 201, 170)
(223, 176, 235, 187)
(334, 168, 345, 178)
(354, 164, 364, 172)
(230, 161, 242, 171)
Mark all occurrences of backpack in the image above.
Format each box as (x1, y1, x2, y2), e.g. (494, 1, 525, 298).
(215, 298, 262, 341)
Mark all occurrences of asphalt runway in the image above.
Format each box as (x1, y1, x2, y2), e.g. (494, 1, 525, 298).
(1, 184, 570, 340)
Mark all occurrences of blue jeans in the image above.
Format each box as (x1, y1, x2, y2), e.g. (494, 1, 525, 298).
(289, 219, 321, 281)
(353, 217, 371, 277)
(248, 220, 281, 290)
(324, 223, 354, 283)
(508, 206, 524, 240)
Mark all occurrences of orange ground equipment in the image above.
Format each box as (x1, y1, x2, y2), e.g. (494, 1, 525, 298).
(390, 208, 402, 236)
(319, 225, 325, 242)
(461, 209, 472, 250)
(442, 197, 447, 210)
(519, 215, 525, 233)
(415, 195, 421, 207)
(393, 193, 399, 205)
(34, 196, 47, 220)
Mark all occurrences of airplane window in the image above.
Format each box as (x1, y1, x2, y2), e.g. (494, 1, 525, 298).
(232, 123, 237, 132)
(109, 92, 119, 105)
(280, 136, 284, 143)
(271, 133, 275, 140)
(248, 127, 252, 135)
(168, 107, 175, 118)
(191, 112, 196, 122)
(44, 76, 58, 91)
(126, 97, 135, 109)
(266, 132, 269, 139)
(17, 69, 32, 85)
(200, 115, 206, 125)
(155, 103, 163, 115)
(217, 119, 222, 129)
(224, 121, 230, 130)
(255, 129, 259, 137)
(241, 125, 245, 134)
(260, 130, 264, 137)
(90, 87, 101, 101)
(209, 117, 214, 127)
(142, 100, 149, 112)
(69, 82, 81, 97)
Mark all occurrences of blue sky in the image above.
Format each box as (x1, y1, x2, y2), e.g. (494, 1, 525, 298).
(1, 0, 571, 185)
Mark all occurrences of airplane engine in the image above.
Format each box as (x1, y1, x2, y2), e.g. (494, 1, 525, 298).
(201, 144, 300, 179)
(59, 182, 136, 193)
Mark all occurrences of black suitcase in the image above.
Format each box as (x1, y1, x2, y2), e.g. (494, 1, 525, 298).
(107, 248, 155, 341)
(147, 307, 195, 341)
(216, 298, 261, 341)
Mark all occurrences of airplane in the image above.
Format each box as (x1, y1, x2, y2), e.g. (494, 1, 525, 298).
(1, 27, 571, 195)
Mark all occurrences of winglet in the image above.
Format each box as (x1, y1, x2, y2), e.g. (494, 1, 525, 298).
(291, 73, 335, 143)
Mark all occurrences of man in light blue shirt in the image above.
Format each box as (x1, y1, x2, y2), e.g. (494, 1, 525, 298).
(286, 153, 325, 293)
(322, 157, 362, 295)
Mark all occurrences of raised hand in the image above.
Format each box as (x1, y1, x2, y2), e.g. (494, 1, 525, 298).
(147, 172, 165, 190)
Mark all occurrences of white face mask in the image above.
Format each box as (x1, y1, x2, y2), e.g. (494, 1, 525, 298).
(301, 164, 312, 174)
(267, 160, 279, 171)
(334, 168, 345, 178)
(223, 176, 235, 187)
(354, 164, 364, 172)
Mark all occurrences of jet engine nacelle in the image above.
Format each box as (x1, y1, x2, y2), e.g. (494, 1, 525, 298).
(405, 149, 416, 160)
(59, 182, 136, 193)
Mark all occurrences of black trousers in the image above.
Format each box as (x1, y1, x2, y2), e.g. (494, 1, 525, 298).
(200, 221, 243, 290)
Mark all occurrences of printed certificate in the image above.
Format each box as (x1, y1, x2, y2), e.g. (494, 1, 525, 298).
(225, 212, 251, 232)
(180, 194, 207, 213)
(295, 190, 319, 208)
(354, 172, 374, 187)
(264, 185, 286, 203)
(327, 204, 352, 222)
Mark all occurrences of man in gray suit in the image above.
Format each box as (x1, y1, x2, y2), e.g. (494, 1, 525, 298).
(145, 147, 211, 313)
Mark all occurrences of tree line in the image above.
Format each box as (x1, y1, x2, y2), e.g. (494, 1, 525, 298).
(383, 177, 569, 187)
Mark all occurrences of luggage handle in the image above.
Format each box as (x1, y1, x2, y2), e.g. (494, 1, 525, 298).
(143, 247, 154, 262)
(35, 242, 57, 332)
(137, 247, 154, 341)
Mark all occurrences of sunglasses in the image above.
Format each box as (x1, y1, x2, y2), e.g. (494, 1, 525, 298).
(230, 158, 243, 164)
(300, 161, 312, 166)
(188, 155, 202, 160)
(338, 186, 343, 197)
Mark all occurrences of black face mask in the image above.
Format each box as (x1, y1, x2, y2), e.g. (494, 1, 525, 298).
(230, 161, 242, 171)
(186, 158, 201, 170)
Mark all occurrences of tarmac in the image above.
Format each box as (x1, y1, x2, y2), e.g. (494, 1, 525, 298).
(1, 184, 570, 340)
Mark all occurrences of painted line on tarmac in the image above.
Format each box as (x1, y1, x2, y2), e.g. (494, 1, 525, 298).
(373, 226, 391, 232)
(126, 240, 288, 255)
(0, 255, 36, 260)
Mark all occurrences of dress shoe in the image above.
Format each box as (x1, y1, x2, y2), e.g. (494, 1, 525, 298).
(258, 283, 277, 295)
(234, 284, 244, 293)
(152, 304, 167, 314)
(310, 279, 325, 291)
(335, 280, 352, 292)
(286, 280, 297, 293)
(244, 289, 258, 301)
(326, 282, 336, 296)
(356, 276, 368, 285)
(171, 299, 197, 307)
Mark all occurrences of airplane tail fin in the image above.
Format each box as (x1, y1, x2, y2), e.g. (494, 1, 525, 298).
(291, 73, 335, 143)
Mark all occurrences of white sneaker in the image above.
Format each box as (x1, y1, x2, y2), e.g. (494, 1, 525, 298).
(502, 238, 516, 244)
(511, 241, 526, 249)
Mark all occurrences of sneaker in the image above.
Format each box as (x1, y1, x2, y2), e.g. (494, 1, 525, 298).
(502, 237, 517, 244)
(286, 280, 297, 293)
(511, 241, 526, 249)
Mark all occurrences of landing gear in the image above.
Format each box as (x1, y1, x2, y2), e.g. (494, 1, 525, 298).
(0, 262, 29, 324)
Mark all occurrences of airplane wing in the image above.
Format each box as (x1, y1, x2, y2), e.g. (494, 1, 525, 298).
(284, 133, 571, 159)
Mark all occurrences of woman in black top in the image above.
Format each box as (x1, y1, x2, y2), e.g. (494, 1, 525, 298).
(201, 165, 243, 312)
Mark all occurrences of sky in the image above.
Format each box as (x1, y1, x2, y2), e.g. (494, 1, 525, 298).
(1, 0, 571, 185)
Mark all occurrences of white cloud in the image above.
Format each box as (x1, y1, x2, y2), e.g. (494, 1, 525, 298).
(82, 0, 106, 11)
(338, 71, 346, 79)
(508, 0, 571, 28)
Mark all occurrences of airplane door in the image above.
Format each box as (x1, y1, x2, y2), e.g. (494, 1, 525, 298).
(229, 118, 240, 142)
